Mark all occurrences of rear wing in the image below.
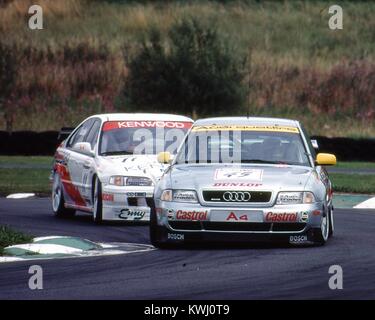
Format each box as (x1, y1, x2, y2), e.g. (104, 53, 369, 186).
(58, 127, 75, 142)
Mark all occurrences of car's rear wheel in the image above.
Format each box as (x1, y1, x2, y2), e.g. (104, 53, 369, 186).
(52, 172, 76, 218)
(93, 177, 103, 224)
(313, 209, 330, 246)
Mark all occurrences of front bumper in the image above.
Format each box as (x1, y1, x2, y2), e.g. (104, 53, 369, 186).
(153, 200, 325, 244)
(101, 185, 154, 221)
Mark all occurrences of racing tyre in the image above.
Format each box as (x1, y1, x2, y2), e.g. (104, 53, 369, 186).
(93, 177, 103, 224)
(149, 204, 170, 248)
(328, 207, 334, 238)
(52, 172, 76, 218)
(149, 204, 161, 247)
(313, 209, 330, 246)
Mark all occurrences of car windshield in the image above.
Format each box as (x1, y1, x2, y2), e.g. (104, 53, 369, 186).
(99, 120, 192, 156)
(175, 124, 311, 166)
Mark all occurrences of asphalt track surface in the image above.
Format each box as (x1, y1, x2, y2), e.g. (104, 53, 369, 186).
(1, 198, 375, 300)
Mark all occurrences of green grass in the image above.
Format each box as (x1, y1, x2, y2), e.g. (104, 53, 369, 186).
(0, 168, 51, 195)
(0, 156, 53, 166)
(0, 225, 33, 256)
(0, 156, 374, 194)
(3, 0, 375, 65)
(336, 162, 375, 170)
(330, 173, 375, 194)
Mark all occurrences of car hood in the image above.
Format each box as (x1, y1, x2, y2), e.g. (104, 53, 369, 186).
(98, 155, 167, 183)
(169, 164, 313, 192)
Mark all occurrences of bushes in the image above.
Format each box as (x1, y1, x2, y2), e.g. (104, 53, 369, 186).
(247, 59, 375, 120)
(127, 19, 246, 117)
(0, 41, 125, 131)
(0, 225, 33, 256)
(0, 42, 17, 132)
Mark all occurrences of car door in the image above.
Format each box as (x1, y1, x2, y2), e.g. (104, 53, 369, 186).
(301, 125, 332, 204)
(65, 118, 95, 208)
(79, 118, 102, 205)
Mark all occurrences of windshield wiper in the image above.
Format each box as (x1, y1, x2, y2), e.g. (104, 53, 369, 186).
(100, 151, 133, 156)
(240, 159, 289, 165)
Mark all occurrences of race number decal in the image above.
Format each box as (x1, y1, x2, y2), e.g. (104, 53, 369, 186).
(214, 168, 263, 181)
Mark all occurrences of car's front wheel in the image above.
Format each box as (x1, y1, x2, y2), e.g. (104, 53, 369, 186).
(313, 209, 330, 246)
(149, 204, 161, 247)
(328, 207, 334, 238)
(93, 177, 103, 224)
(52, 172, 76, 218)
(149, 204, 171, 248)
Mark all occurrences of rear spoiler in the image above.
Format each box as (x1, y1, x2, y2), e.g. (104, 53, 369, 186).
(58, 127, 75, 141)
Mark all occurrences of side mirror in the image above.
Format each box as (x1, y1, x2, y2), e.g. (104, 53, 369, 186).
(157, 151, 172, 164)
(316, 153, 336, 166)
(73, 142, 94, 157)
(311, 139, 319, 150)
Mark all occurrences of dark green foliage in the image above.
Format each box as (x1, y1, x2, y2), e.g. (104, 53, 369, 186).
(0, 225, 33, 256)
(127, 18, 246, 117)
(0, 42, 17, 132)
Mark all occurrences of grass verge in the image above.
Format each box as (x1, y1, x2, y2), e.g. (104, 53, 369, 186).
(0, 168, 51, 195)
(330, 173, 375, 194)
(0, 225, 33, 256)
(0, 157, 374, 195)
(0, 156, 53, 166)
(336, 162, 375, 170)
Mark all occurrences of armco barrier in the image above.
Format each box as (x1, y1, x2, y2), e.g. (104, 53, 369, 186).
(311, 136, 375, 162)
(0, 131, 59, 156)
(0, 131, 374, 161)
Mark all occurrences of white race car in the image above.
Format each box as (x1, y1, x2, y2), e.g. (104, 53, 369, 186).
(51, 113, 193, 223)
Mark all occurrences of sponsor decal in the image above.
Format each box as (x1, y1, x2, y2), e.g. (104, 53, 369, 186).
(301, 211, 309, 222)
(214, 168, 263, 181)
(289, 235, 308, 244)
(192, 125, 299, 133)
(102, 121, 192, 131)
(265, 212, 298, 222)
(223, 191, 251, 202)
(126, 192, 147, 198)
(119, 208, 146, 220)
(102, 193, 114, 202)
(175, 210, 208, 221)
(226, 212, 248, 221)
(167, 209, 174, 219)
(213, 182, 262, 187)
(167, 233, 184, 241)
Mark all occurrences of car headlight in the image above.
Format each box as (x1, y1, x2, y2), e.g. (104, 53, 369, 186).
(276, 192, 316, 205)
(109, 176, 153, 186)
(160, 189, 198, 203)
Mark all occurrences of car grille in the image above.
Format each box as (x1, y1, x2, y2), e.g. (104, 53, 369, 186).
(169, 221, 201, 231)
(202, 190, 272, 203)
(203, 222, 271, 232)
(168, 221, 306, 232)
(127, 197, 154, 207)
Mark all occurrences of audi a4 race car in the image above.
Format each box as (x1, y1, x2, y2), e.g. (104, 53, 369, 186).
(51, 113, 193, 223)
(151, 117, 337, 247)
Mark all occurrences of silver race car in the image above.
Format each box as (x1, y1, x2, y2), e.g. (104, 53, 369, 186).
(151, 117, 337, 247)
(51, 113, 193, 223)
